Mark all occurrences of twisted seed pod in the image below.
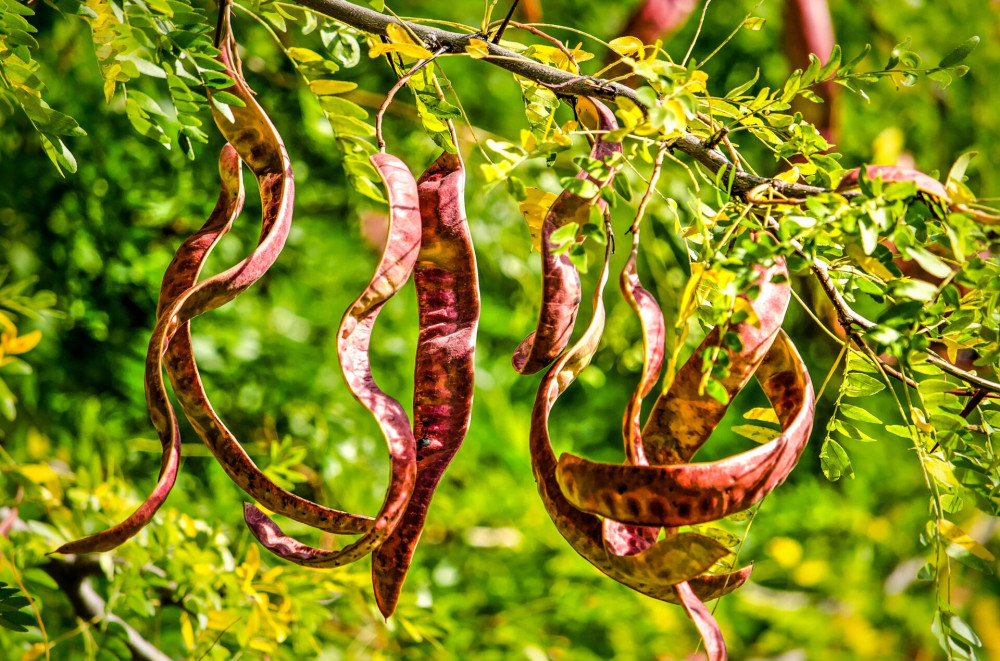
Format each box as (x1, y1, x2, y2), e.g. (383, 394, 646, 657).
(529, 229, 751, 605)
(512, 98, 621, 374)
(602, 227, 662, 556)
(243, 153, 421, 568)
(168, 1, 373, 536)
(372, 149, 480, 618)
(641, 261, 791, 464)
(555, 329, 814, 527)
(52, 146, 246, 555)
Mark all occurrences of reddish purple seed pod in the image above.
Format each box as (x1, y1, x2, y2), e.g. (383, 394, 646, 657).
(372, 149, 480, 618)
(512, 98, 622, 375)
(243, 152, 421, 568)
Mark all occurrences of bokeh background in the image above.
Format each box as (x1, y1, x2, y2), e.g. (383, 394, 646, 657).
(1, 0, 999, 658)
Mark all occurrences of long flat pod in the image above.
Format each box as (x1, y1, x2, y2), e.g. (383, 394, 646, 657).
(243, 152, 420, 568)
(676, 581, 727, 661)
(555, 331, 814, 527)
(528, 228, 750, 604)
(641, 260, 791, 464)
(171, 2, 372, 535)
(372, 149, 480, 617)
(53, 146, 246, 554)
(603, 228, 663, 556)
(512, 98, 621, 374)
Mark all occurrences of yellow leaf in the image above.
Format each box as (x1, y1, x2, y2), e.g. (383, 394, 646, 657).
(103, 63, 121, 103)
(180, 612, 195, 651)
(465, 38, 490, 59)
(519, 129, 536, 152)
(732, 297, 760, 327)
(685, 69, 709, 94)
(744, 407, 779, 424)
(678, 264, 707, 321)
(18, 463, 59, 485)
(369, 41, 433, 60)
(386, 22, 425, 48)
(527, 44, 593, 71)
(845, 244, 893, 281)
(775, 166, 801, 184)
(732, 424, 777, 444)
(0, 312, 15, 335)
(287, 47, 324, 63)
(20, 643, 49, 661)
(4, 329, 41, 355)
(938, 520, 996, 563)
(615, 97, 644, 129)
(608, 36, 645, 57)
(309, 80, 358, 96)
(519, 188, 558, 252)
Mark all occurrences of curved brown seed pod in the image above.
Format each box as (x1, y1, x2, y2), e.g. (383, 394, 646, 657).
(641, 260, 791, 465)
(528, 229, 747, 604)
(243, 152, 420, 568)
(675, 581, 727, 661)
(512, 97, 621, 375)
(162, 2, 372, 536)
(603, 228, 664, 557)
(555, 331, 815, 527)
(52, 146, 246, 555)
(371, 149, 480, 618)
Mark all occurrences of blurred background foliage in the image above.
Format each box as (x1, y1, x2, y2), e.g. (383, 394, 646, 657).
(1, 0, 999, 659)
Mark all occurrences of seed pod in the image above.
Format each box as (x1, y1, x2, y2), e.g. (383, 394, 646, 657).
(555, 331, 814, 527)
(52, 145, 247, 555)
(243, 153, 421, 568)
(512, 98, 621, 374)
(603, 227, 663, 557)
(372, 148, 480, 618)
(527, 226, 749, 604)
(676, 581, 727, 661)
(169, 1, 372, 536)
(641, 260, 791, 465)
(837, 165, 948, 201)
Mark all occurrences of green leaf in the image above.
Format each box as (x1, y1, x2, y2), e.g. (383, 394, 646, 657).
(843, 372, 885, 398)
(210, 91, 247, 108)
(819, 45, 841, 80)
(843, 44, 871, 72)
(839, 403, 882, 425)
(820, 439, 853, 481)
(549, 223, 579, 251)
(938, 36, 979, 69)
(732, 424, 776, 444)
(834, 419, 878, 443)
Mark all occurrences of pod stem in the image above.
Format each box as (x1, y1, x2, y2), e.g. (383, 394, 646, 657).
(376, 47, 448, 152)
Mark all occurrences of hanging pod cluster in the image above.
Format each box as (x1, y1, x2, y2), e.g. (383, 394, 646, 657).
(55, 0, 479, 620)
(55, 1, 816, 653)
(517, 104, 816, 659)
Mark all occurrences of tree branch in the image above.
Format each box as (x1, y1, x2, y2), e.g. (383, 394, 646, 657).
(43, 556, 174, 661)
(290, 0, 832, 197)
(764, 218, 1000, 397)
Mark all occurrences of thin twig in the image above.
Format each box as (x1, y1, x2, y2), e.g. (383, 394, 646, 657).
(286, 0, 842, 198)
(376, 47, 448, 150)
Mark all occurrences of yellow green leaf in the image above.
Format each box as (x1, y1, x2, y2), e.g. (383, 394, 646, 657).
(938, 520, 996, 563)
(466, 38, 490, 59)
(608, 36, 645, 57)
(309, 80, 358, 96)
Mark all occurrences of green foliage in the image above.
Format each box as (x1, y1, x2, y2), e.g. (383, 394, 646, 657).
(1, 0, 999, 660)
